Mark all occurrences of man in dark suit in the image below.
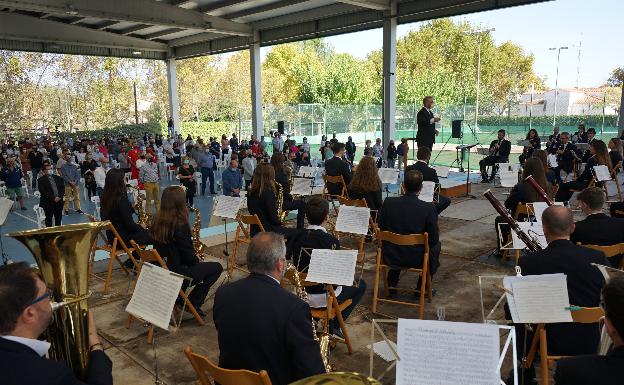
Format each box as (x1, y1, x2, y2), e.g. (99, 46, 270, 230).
(213, 232, 325, 385)
(37, 160, 65, 227)
(406, 146, 451, 214)
(324, 142, 351, 196)
(289, 196, 366, 338)
(0, 262, 112, 385)
(415, 96, 440, 150)
(581, 127, 597, 162)
(479, 129, 512, 182)
(571, 187, 624, 267)
(546, 126, 561, 154)
(519, 206, 610, 357)
(554, 276, 624, 385)
(555, 132, 578, 177)
(378, 170, 441, 288)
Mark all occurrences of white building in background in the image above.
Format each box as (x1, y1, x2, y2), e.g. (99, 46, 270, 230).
(515, 88, 617, 117)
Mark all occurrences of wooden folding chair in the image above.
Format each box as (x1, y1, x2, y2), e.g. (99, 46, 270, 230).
(229, 214, 265, 276)
(579, 242, 624, 270)
(501, 203, 532, 265)
(323, 175, 349, 213)
(372, 230, 431, 319)
(527, 307, 605, 385)
(127, 241, 206, 343)
(86, 215, 137, 294)
(184, 346, 272, 385)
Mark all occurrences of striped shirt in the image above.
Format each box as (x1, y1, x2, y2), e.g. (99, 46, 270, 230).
(139, 162, 159, 183)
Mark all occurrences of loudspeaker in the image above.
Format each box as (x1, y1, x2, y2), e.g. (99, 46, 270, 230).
(451, 120, 463, 139)
(277, 121, 285, 134)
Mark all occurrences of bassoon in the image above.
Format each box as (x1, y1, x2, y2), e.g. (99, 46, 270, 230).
(524, 175, 553, 205)
(483, 189, 543, 252)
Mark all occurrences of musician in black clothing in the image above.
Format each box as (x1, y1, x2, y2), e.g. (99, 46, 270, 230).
(152, 186, 223, 317)
(572, 123, 588, 143)
(271, 153, 305, 230)
(415, 96, 440, 150)
(608, 138, 623, 170)
(324, 142, 351, 196)
(556, 140, 612, 202)
(581, 127, 597, 162)
(37, 160, 65, 227)
(518, 128, 541, 165)
(554, 276, 624, 385)
(554, 132, 578, 178)
(479, 129, 511, 183)
(347, 156, 383, 211)
(345, 136, 356, 164)
(571, 187, 624, 267)
(289, 197, 366, 337)
(546, 126, 561, 154)
(406, 147, 451, 214)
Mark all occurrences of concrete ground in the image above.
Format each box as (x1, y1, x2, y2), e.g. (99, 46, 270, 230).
(80, 180, 533, 385)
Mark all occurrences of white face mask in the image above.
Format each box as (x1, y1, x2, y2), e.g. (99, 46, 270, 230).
(46, 169, 53, 175)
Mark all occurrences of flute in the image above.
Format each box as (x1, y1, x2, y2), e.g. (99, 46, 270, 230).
(483, 189, 543, 253)
(524, 175, 553, 205)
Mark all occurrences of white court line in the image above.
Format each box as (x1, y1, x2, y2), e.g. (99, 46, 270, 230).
(12, 210, 38, 225)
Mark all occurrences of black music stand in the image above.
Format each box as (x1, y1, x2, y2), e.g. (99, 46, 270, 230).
(457, 144, 478, 198)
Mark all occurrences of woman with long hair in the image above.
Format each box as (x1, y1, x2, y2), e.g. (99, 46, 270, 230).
(247, 163, 298, 238)
(151, 186, 223, 317)
(556, 140, 612, 202)
(519, 129, 541, 165)
(530, 149, 557, 185)
(608, 138, 623, 171)
(270, 153, 305, 229)
(100, 168, 152, 267)
(177, 156, 196, 207)
(348, 155, 383, 211)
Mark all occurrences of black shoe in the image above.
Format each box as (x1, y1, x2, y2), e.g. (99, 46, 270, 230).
(123, 258, 135, 270)
(76, 209, 83, 214)
(64, 210, 69, 215)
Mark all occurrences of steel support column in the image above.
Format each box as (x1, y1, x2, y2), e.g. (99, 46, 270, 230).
(166, 58, 181, 137)
(382, 0, 397, 155)
(250, 30, 264, 141)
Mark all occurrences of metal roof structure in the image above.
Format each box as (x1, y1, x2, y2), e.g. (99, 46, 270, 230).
(0, 0, 547, 60)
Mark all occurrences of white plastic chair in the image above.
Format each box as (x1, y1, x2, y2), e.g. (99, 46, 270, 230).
(33, 204, 45, 228)
(166, 163, 176, 180)
(20, 178, 30, 198)
(194, 172, 202, 195)
(80, 177, 87, 200)
(26, 170, 33, 188)
(91, 196, 101, 220)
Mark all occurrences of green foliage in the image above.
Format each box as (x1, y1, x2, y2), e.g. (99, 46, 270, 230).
(179, 121, 234, 140)
(476, 115, 618, 127)
(73, 122, 163, 139)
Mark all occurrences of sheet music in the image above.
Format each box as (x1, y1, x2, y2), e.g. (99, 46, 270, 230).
(396, 319, 500, 385)
(0, 197, 13, 226)
(499, 170, 517, 188)
(212, 195, 241, 219)
(291, 177, 312, 196)
(297, 166, 316, 178)
(306, 249, 358, 286)
(125, 263, 184, 330)
(311, 185, 325, 195)
(432, 165, 450, 178)
(335, 205, 370, 235)
(511, 222, 547, 249)
(503, 274, 573, 324)
(593, 165, 611, 182)
(368, 340, 398, 362)
(547, 154, 558, 168)
(378, 167, 400, 184)
(419, 181, 436, 202)
(531, 201, 564, 223)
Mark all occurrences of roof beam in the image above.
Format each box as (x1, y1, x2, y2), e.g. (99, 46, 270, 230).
(118, 24, 152, 35)
(0, 0, 252, 35)
(0, 11, 168, 51)
(95, 20, 122, 30)
(142, 28, 184, 40)
(198, 0, 249, 13)
(335, 0, 389, 11)
(222, 0, 309, 20)
(168, 31, 223, 47)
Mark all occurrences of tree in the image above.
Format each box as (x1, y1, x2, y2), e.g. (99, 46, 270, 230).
(608, 67, 624, 133)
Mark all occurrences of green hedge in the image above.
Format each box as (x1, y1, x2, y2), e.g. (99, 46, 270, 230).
(72, 122, 163, 139)
(477, 115, 618, 127)
(178, 121, 235, 140)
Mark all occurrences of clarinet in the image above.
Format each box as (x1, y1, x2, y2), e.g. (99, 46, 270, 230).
(483, 190, 543, 252)
(524, 175, 553, 205)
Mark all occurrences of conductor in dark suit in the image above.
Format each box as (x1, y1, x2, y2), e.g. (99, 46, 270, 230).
(0, 262, 113, 385)
(324, 142, 351, 196)
(378, 170, 441, 288)
(571, 187, 624, 267)
(519, 206, 610, 357)
(554, 276, 624, 385)
(405, 146, 451, 214)
(213, 232, 325, 385)
(36, 160, 65, 226)
(415, 96, 440, 150)
(479, 129, 511, 182)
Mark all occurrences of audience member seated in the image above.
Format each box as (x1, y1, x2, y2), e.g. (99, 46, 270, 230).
(324, 142, 351, 196)
(0, 262, 113, 385)
(213, 232, 325, 385)
(347, 155, 383, 212)
(556, 140, 612, 202)
(518, 206, 610, 357)
(271, 153, 306, 230)
(406, 146, 451, 214)
(289, 197, 366, 338)
(554, 276, 624, 385)
(378, 170, 441, 291)
(571, 187, 624, 267)
(479, 129, 511, 183)
(494, 158, 551, 252)
(222, 157, 243, 197)
(152, 186, 223, 318)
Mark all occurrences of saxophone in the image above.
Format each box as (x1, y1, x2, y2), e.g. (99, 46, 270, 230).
(285, 263, 332, 373)
(134, 190, 152, 228)
(190, 206, 208, 260)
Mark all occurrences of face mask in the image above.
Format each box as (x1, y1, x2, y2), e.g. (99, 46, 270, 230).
(46, 169, 54, 175)
(184, 160, 190, 165)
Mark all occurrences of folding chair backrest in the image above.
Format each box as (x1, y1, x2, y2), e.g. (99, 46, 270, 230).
(338, 197, 367, 208)
(570, 306, 605, 323)
(377, 230, 428, 250)
(239, 214, 265, 232)
(184, 346, 272, 385)
(323, 175, 347, 197)
(129, 240, 167, 269)
(514, 203, 532, 220)
(579, 243, 624, 259)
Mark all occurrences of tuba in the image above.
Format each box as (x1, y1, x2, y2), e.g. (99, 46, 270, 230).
(290, 372, 382, 385)
(190, 206, 209, 260)
(8, 221, 110, 380)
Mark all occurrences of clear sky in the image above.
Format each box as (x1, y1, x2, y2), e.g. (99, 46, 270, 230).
(322, 0, 624, 89)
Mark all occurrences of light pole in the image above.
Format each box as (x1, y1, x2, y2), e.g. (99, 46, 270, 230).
(465, 28, 494, 131)
(549, 46, 568, 127)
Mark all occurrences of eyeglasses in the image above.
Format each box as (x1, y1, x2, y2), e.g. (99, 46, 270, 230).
(29, 288, 52, 306)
